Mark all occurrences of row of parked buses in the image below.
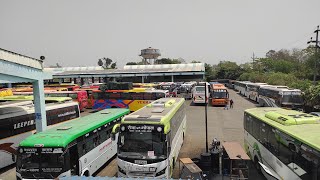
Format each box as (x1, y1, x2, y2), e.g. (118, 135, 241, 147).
(15, 97, 186, 179)
(234, 81, 303, 109)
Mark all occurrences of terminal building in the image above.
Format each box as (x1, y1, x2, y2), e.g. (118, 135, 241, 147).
(45, 63, 205, 85)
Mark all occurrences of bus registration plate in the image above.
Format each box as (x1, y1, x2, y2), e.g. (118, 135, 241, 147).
(134, 160, 147, 165)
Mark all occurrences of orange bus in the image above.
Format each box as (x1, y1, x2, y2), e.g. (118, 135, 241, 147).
(211, 83, 229, 106)
(13, 91, 88, 111)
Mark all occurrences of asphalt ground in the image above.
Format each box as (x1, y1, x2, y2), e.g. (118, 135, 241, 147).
(0, 89, 265, 180)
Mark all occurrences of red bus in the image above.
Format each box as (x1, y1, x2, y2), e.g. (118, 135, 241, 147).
(13, 91, 88, 111)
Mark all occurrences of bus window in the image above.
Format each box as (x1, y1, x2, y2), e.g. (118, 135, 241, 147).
(109, 92, 121, 99)
(155, 92, 165, 99)
(244, 113, 252, 133)
(252, 118, 260, 140)
(131, 93, 143, 100)
(277, 131, 293, 165)
(121, 93, 132, 100)
(143, 92, 153, 100)
(260, 123, 270, 147)
(268, 128, 279, 155)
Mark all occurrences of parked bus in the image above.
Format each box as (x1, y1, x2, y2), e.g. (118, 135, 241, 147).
(0, 88, 13, 97)
(244, 107, 320, 180)
(0, 101, 80, 169)
(0, 96, 73, 104)
(0, 101, 33, 108)
(14, 91, 88, 111)
(211, 84, 229, 106)
(159, 82, 178, 97)
(45, 83, 80, 91)
(180, 82, 195, 100)
(258, 86, 303, 109)
(92, 88, 167, 112)
(234, 81, 251, 96)
(245, 83, 268, 102)
(112, 98, 186, 178)
(16, 108, 129, 179)
(191, 82, 210, 104)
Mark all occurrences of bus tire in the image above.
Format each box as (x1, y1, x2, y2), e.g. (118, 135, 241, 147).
(111, 106, 117, 108)
(254, 156, 261, 174)
(83, 170, 90, 177)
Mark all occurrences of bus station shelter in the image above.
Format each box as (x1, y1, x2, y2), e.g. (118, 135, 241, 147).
(0, 48, 52, 132)
(45, 63, 205, 85)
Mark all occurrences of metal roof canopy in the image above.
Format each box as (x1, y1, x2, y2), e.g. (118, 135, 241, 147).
(45, 63, 205, 79)
(0, 48, 52, 132)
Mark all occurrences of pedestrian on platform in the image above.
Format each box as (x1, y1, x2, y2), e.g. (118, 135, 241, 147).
(224, 100, 229, 110)
(230, 99, 234, 109)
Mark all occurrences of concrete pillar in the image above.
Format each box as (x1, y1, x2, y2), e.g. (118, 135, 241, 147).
(7, 83, 12, 88)
(32, 80, 47, 132)
(171, 75, 174, 82)
(203, 74, 205, 81)
(59, 78, 63, 84)
(142, 76, 144, 83)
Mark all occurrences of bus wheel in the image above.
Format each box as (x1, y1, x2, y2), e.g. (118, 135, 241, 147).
(254, 157, 261, 173)
(111, 106, 117, 108)
(83, 171, 90, 177)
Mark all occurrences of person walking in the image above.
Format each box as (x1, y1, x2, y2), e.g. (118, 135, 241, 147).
(224, 100, 229, 110)
(230, 99, 234, 109)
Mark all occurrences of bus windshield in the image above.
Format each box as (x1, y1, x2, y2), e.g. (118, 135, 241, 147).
(282, 94, 303, 105)
(17, 148, 64, 177)
(212, 90, 227, 98)
(195, 87, 205, 92)
(118, 131, 166, 159)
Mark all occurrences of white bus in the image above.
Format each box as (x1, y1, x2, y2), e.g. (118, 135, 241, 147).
(245, 83, 269, 102)
(112, 98, 186, 178)
(258, 86, 303, 109)
(244, 107, 320, 180)
(191, 82, 210, 104)
(234, 81, 251, 96)
(0, 101, 80, 169)
(16, 108, 130, 179)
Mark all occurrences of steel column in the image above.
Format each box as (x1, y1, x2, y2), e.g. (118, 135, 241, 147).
(32, 80, 47, 132)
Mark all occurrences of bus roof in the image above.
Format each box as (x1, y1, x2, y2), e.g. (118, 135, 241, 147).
(245, 107, 320, 151)
(0, 95, 72, 102)
(121, 98, 185, 133)
(19, 108, 130, 148)
(212, 84, 226, 89)
(259, 86, 301, 92)
(0, 101, 78, 118)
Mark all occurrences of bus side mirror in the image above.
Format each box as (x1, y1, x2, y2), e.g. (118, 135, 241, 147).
(111, 123, 120, 141)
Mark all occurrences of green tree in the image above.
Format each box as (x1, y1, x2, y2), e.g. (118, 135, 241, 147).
(111, 62, 117, 69)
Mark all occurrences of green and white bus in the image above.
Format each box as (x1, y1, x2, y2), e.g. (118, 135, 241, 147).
(16, 108, 130, 179)
(244, 107, 320, 180)
(112, 98, 186, 178)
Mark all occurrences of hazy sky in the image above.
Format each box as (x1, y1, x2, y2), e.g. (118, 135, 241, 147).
(0, 0, 319, 68)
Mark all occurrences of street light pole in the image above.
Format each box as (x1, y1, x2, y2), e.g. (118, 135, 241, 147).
(204, 82, 208, 153)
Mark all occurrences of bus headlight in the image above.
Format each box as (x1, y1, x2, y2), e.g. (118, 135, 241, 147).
(155, 167, 166, 176)
(118, 166, 126, 175)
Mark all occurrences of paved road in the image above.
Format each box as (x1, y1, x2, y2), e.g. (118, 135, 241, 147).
(0, 89, 264, 179)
